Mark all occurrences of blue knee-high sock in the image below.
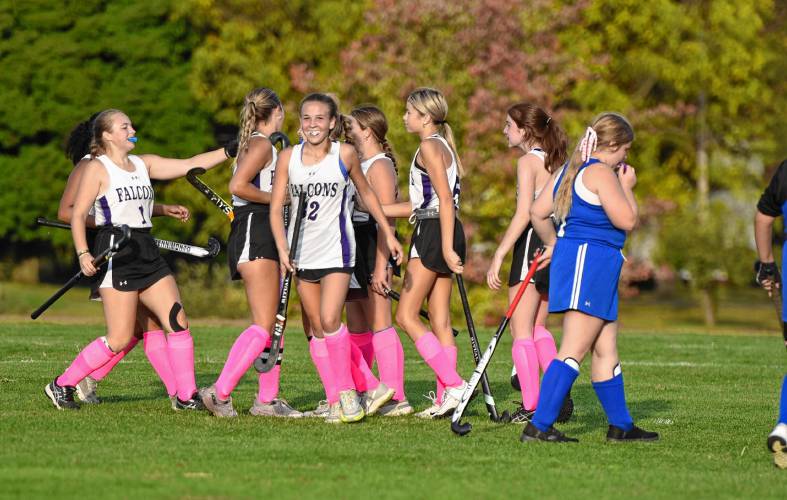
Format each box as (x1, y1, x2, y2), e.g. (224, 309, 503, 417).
(593, 372, 634, 431)
(779, 374, 787, 425)
(531, 359, 579, 432)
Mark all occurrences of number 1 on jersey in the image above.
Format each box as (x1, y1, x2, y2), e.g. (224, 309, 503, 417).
(138, 206, 146, 225)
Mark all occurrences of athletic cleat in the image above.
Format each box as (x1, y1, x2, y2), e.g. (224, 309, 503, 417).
(199, 386, 236, 417)
(510, 365, 520, 391)
(75, 376, 101, 404)
(520, 422, 578, 443)
(338, 389, 365, 423)
(175, 392, 206, 412)
(767, 423, 787, 469)
(378, 399, 414, 417)
(510, 401, 535, 423)
(415, 391, 440, 419)
(45, 379, 79, 410)
(303, 400, 330, 418)
(606, 424, 659, 442)
(556, 393, 574, 423)
(362, 383, 395, 416)
(431, 381, 467, 418)
(249, 398, 303, 418)
(325, 402, 342, 424)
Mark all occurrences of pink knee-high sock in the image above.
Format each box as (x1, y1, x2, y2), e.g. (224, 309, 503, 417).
(215, 325, 270, 400)
(309, 337, 338, 404)
(350, 341, 379, 392)
(415, 333, 462, 389)
(143, 330, 177, 397)
(57, 337, 115, 387)
(533, 326, 558, 373)
(372, 327, 405, 401)
(512, 338, 540, 411)
(324, 325, 354, 392)
(436, 345, 458, 404)
(89, 336, 138, 381)
(257, 334, 281, 403)
(166, 329, 199, 401)
(349, 331, 375, 369)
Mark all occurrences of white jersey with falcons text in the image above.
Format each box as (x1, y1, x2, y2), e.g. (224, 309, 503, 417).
(287, 141, 355, 269)
(408, 134, 460, 211)
(232, 131, 278, 207)
(351, 152, 388, 223)
(93, 154, 153, 228)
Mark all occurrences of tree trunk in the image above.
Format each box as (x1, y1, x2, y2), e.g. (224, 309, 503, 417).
(699, 287, 716, 327)
(696, 90, 709, 219)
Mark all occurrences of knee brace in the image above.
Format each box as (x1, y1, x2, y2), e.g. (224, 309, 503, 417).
(169, 302, 186, 331)
(563, 357, 580, 373)
(613, 362, 622, 378)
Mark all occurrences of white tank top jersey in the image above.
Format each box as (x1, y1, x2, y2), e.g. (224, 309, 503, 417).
(287, 141, 355, 269)
(408, 134, 460, 210)
(351, 152, 388, 223)
(232, 131, 278, 207)
(93, 154, 153, 228)
(81, 154, 96, 217)
(528, 147, 547, 199)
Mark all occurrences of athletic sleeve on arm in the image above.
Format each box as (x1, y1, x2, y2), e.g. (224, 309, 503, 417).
(757, 160, 787, 217)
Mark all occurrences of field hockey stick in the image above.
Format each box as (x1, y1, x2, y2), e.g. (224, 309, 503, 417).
(452, 252, 541, 436)
(35, 217, 220, 259)
(382, 286, 459, 337)
(269, 131, 291, 149)
(31, 225, 131, 319)
(254, 191, 307, 372)
(186, 167, 234, 221)
(455, 274, 509, 423)
(770, 280, 787, 351)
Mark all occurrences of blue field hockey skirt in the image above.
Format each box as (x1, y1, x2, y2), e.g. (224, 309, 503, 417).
(548, 238, 624, 321)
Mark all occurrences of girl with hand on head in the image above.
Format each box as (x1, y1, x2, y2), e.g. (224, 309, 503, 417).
(199, 88, 303, 418)
(521, 112, 658, 443)
(383, 87, 468, 419)
(270, 93, 403, 424)
(58, 113, 189, 408)
(344, 105, 410, 417)
(45, 108, 229, 411)
(485, 103, 573, 423)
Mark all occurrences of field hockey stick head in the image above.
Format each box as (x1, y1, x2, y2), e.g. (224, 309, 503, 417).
(187, 167, 207, 177)
(112, 225, 132, 251)
(206, 237, 221, 258)
(451, 419, 472, 436)
(270, 131, 291, 149)
(494, 410, 511, 423)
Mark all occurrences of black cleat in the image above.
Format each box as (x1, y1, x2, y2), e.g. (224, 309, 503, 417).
(175, 392, 206, 411)
(510, 402, 535, 423)
(45, 378, 79, 410)
(520, 422, 578, 443)
(606, 424, 659, 442)
(510, 366, 520, 391)
(556, 393, 574, 423)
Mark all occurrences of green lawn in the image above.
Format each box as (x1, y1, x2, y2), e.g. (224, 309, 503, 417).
(1, 318, 785, 499)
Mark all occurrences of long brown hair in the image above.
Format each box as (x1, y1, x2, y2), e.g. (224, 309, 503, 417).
(237, 88, 281, 153)
(349, 105, 397, 174)
(553, 112, 634, 224)
(507, 103, 567, 173)
(89, 109, 124, 157)
(406, 87, 464, 177)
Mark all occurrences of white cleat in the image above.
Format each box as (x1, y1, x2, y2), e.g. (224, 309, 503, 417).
(768, 423, 787, 469)
(414, 391, 440, 419)
(431, 381, 468, 418)
(76, 376, 101, 404)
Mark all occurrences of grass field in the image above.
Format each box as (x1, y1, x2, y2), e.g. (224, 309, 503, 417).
(1, 311, 786, 499)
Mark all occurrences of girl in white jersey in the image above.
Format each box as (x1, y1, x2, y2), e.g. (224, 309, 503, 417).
(343, 105, 410, 417)
(45, 108, 229, 412)
(383, 88, 469, 419)
(485, 103, 572, 423)
(200, 88, 302, 418)
(270, 93, 403, 423)
(56, 114, 189, 408)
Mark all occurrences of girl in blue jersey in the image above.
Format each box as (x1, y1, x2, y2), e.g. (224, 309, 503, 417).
(522, 112, 658, 442)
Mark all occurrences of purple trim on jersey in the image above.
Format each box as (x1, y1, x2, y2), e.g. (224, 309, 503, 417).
(420, 175, 433, 209)
(252, 172, 261, 189)
(98, 196, 112, 225)
(339, 185, 351, 267)
(339, 157, 348, 181)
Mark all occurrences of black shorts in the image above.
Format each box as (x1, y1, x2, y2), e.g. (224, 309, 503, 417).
(408, 218, 466, 275)
(227, 203, 279, 280)
(347, 221, 401, 301)
(508, 223, 549, 294)
(296, 267, 353, 283)
(91, 226, 172, 294)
